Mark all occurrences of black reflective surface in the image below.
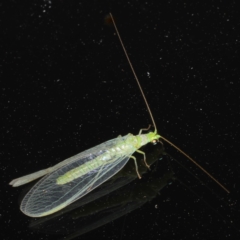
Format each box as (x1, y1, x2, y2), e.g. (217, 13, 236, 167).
(2, 1, 240, 240)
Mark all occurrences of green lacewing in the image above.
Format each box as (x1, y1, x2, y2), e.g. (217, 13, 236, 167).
(9, 13, 229, 218)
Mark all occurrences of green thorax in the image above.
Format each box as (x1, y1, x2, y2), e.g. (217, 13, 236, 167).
(126, 131, 160, 149)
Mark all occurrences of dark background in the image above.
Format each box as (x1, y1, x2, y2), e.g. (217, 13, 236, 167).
(1, 0, 240, 239)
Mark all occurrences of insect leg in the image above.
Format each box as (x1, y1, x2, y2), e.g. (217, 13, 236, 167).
(130, 156, 141, 179)
(138, 124, 151, 135)
(136, 150, 150, 169)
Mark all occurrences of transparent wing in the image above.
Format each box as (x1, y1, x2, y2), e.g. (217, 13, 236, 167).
(10, 135, 130, 187)
(20, 136, 135, 217)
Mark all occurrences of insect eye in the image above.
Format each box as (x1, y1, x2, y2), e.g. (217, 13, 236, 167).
(152, 139, 157, 145)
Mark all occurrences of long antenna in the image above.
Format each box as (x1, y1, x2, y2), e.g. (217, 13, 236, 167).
(161, 136, 229, 193)
(109, 13, 157, 133)
(109, 13, 229, 194)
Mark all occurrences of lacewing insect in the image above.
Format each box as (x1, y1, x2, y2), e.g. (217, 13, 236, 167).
(9, 13, 229, 218)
